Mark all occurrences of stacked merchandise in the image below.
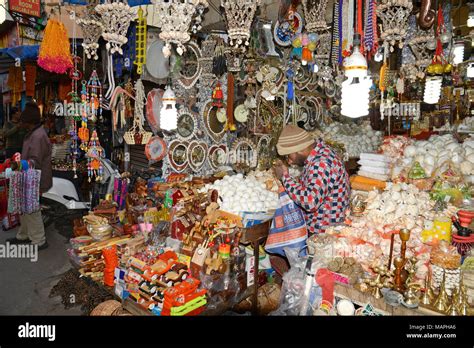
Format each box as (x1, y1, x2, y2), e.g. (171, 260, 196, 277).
(350, 153, 390, 191)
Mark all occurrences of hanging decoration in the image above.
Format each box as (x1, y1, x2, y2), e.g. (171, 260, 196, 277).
(38, 19, 73, 74)
(302, 0, 329, 33)
(124, 79, 152, 145)
(86, 130, 105, 182)
(212, 82, 224, 108)
(96, 0, 136, 100)
(273, 11, 304, 47)
(25, 65, 37, 97)
(376, 0, 413, 52)
(7, 66, 22, 105)
(76, 7, 104, 60)
(152, 0, 205, 57)
(134, 7, 147, 75)
(291, 33, 319, 67)
(408, 26, 435, 79)
(86, 70, 103, 123)
(96, 0, 135, 55)
(364, 0, 378, 59)
(79, 81, 90, 151)
(221, 0, 260, 50)
(191, 0, 208, 34)
(212, 38, 227, 77)
(226, 72, 236, 131)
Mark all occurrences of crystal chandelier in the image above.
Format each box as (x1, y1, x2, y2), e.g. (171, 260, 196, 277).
(302, 0, 329, 33)
(152, 0, 206, 57)
(221, 0, 259, 49)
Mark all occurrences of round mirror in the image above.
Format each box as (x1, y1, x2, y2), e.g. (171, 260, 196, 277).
(172, 144, 187, 166)
(176, 110, 196, 141)
(179, 48, 199, 79)
(203, 102, 226, 143)
(208, 145, 228, 170)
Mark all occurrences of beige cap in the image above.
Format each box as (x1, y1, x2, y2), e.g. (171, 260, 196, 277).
(276, 125, 315, 156)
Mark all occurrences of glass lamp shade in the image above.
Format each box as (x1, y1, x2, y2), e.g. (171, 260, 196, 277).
(453, 42, 465, 65)
(341, 76, 372, 118)
(160, 106, 178, 131)
(423, 76, 442, 104)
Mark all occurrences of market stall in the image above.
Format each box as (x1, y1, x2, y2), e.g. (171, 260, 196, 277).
(1, 0, 474, 317)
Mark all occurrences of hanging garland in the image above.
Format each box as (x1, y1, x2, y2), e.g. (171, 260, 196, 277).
(38, 19, 73, 74)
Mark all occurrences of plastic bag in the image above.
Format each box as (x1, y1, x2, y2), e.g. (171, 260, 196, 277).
(265, 190, 308, 257)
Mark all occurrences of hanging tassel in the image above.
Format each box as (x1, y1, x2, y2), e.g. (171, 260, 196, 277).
(25, 65, 37, 97)
(38, 19, 73, 74)
(226, 73, 236, 131)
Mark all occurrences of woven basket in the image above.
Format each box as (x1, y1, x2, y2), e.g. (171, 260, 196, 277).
(90, 300, 122, 316)
(408, 177, 434, 191)
(124, 131, 136, 145)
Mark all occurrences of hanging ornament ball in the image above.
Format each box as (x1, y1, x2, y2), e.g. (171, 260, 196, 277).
(308, 33, 318, 42)
(390, 46, 394, 53)
(440, 32, 451, 44)
(162, 44, 172, 58)
(398, 42, 404, 49)
(427, 39, 437, 50)
(177, 46, 184, 55)
(433, 64, 444, 75)
(237, 39, 242, 45)
(302, 33, 309, 46)
(292, 36, 302, 48)
(307, 41, 317, 51)
(443, 63, 453, 73)
(245, 40, 249, 46)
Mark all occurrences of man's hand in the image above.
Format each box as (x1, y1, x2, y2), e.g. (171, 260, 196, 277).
(273, 160, 289, 180)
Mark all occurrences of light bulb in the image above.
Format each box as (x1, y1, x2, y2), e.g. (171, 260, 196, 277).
(467, 63, 474, 78)
(160, 106, 177, 131)
(453, 42, 465, 65)
(341, 76, 372, 118)
(423, 76, 442, 104)
(468, 12, 474, 27)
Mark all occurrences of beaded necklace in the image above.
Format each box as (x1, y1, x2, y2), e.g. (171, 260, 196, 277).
(330, 0, 340, 65)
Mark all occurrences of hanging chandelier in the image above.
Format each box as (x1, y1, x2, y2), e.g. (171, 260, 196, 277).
(221, 0, 259, 49)
(301, 0, 329, 33)
(376, 0, 413, 51)
(152, 0, 207, 57)
(95, 0, 136, 55)
(76, 7, 104, 60)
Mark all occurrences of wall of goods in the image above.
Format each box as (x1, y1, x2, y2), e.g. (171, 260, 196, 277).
(5, 0, 474, 316)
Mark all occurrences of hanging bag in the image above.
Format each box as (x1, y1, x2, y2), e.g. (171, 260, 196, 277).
(265, 186, 308, 257)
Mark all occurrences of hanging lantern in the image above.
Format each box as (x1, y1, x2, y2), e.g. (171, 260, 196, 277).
(160, 86, 178, 131)
(423, 76, 442, 104)
(341, 34, 371, 118)
(453, 40, 465, 65)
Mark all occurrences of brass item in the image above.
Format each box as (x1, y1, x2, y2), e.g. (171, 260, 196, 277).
(433, 271, 449, 313)
(420, 272, 435, 306)
(404, 284, 421, 307)
(393, 257, 406, 293)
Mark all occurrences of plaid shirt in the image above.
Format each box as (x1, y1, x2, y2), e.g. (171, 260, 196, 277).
(281, 140, 351, 234)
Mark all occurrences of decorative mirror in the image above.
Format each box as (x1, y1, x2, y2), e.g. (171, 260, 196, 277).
(202, 101, 226, 143)
(176, 108, 197, 141)
(208, 144, 228, 171)
(188, 141, 208, 172)
(256, 134, 273, 168)
(230, 138, 257, 172)
(303, 97, 322, 131)
(176, 41, 202, 90)
(167, 140, 189, 173)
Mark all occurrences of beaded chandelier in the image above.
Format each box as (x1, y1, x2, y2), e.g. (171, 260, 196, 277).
(221, 0, 259, 49)
(302, 0, 329, 32)
(95, 0, 136, 55)
(152, 0, 207, 57)
(76, 7, 104, 60)
(376, 0, 413, 51)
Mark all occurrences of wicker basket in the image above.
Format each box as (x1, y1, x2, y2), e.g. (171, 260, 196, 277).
(408, 177, 435, 191)
(90, 300, 123, 316)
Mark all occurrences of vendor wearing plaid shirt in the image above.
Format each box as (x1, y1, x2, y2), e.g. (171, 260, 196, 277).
(274, 125, 351, 234)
